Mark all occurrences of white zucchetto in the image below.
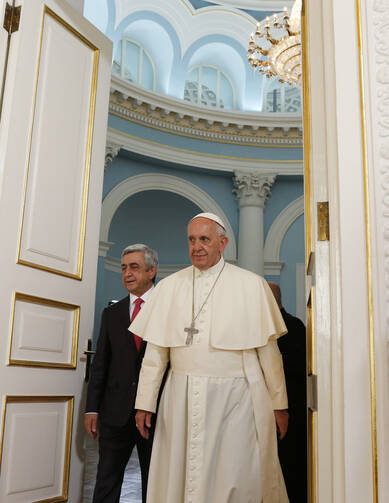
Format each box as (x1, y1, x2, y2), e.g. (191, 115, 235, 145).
(190, 212, 226, 230)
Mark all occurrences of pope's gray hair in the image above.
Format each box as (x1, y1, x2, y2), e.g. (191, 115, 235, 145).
(121, 244, 158, 270)
(215, 223, 226, 238)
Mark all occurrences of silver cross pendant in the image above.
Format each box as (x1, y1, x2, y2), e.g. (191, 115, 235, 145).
(184, 321, 199, 345)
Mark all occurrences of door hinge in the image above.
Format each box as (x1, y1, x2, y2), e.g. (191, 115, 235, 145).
(3, 3, 21, 34)
(317, 201, 330, 241)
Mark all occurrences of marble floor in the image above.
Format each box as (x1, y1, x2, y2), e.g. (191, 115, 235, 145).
(83, 435, 142, 503)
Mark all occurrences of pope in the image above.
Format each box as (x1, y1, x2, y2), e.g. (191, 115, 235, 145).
(132, 212, 289, 503)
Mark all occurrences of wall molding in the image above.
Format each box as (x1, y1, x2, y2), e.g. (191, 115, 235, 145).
(100, 173, 237, 261)
(98, 240, 114, 257)
(264, 195, 304, 264)
(110, 75, 303, 147)
(106, 128, 304, 175)
(104, 255, 282, 277)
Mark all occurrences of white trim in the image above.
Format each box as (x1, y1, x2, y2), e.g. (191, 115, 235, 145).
(296, 262, 306, 323)
(99, 240, 114, 257)
(114, 0, 265, 54)
(264, 261, 284, 275)
(111, 75, 302, 130)
(109, 103, 302, 147)
(100, 173, 237, 261)
(264, 196, 304, 263)
(106, 128, 304, 174)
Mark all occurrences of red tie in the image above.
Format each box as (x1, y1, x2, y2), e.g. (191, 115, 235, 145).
(131, 298, 143, 351)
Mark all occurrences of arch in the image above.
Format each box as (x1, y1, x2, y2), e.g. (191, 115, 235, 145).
(100, 174, 237, 261)
(116, 37, 157, 91)
(182, 35, 262, 110)
(113, 11, 182, 95)
(185, 63, 236, 109)
(264, 196, 304, 263)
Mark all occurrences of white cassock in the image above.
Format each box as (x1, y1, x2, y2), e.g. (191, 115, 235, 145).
(131, 258, 289, 503)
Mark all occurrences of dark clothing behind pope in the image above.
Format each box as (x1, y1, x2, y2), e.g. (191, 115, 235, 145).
(277, 307, 307, 503)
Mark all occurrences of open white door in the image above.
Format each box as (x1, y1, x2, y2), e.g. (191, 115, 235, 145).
(0, 1, 111, 501)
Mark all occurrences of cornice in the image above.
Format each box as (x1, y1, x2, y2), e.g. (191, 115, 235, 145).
(110, 75, 303, 147)
(107, 127, 304, 175)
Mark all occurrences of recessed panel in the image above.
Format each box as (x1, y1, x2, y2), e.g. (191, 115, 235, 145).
(0, 397, 73, 503)
(18, 8, 99, 278)
(9, 293, 79, 368)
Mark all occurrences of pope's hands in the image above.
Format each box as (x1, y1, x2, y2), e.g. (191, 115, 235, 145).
(84, 413, 98, 440)
(136, 410, 153, 439)
(274, 409, 289, 440)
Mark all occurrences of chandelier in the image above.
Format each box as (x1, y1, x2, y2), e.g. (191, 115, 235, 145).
(247, 0, 302, 86)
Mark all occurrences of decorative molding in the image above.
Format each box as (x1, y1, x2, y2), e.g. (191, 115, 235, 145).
(99, 240, 114, 257)
(233, 170, 276, 208)
(107, 127, 304, 175)
(105, 142, 121, 170)
(264, 195, 304, 263)
(372, 1, 389, 343)
(113, 1, 283, 67)
(100, 173, 237, 261)
(104, 256, 282, 277)
(110, 76, 303, 147)
(264, 261, 284, 275)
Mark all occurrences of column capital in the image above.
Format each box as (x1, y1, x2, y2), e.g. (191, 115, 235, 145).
(105, 141, 121, 171)
(233, 171, 276, 208)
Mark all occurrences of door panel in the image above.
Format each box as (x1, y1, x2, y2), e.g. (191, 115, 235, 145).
(0, 1, 112, 501)
(18, 7, 99, 278)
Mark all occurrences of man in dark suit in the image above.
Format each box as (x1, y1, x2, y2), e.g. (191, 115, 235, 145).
(268, 282, 307, 503)
(85, 244, 158, 503)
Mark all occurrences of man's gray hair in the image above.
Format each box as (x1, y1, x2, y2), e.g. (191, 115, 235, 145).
(121, 244, 158, 270)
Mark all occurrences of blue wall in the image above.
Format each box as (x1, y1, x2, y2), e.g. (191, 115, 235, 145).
(109, 190, 201, 263)
(104, 151, 240, 241)
(92, 154, 305, 342)
(265, 213, 305, 316)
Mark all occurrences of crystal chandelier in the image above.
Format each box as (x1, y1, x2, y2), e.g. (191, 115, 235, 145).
(247, 0, 302, 86)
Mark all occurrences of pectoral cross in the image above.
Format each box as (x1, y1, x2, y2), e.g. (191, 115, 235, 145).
(184, 321, 199, 345)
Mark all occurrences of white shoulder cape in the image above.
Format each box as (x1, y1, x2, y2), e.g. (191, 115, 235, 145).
(130, 262, 287, 350)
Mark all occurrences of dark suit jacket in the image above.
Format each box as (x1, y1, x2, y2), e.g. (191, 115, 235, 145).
(277, 308, 306, 414)
(85, 296, 147, 427)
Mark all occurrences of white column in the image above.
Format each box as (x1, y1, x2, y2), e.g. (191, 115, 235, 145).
(233, 171, 275, 275)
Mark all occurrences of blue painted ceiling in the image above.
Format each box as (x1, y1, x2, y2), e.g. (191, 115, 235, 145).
(187, 0, 274, 21)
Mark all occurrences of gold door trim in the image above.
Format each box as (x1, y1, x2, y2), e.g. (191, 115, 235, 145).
(355, 1, 378, 501)
(0, 395, 74, 502)
(8, 292, 80, 369)
(16, 6, 100, 280)
(301, 1, 315, 502)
